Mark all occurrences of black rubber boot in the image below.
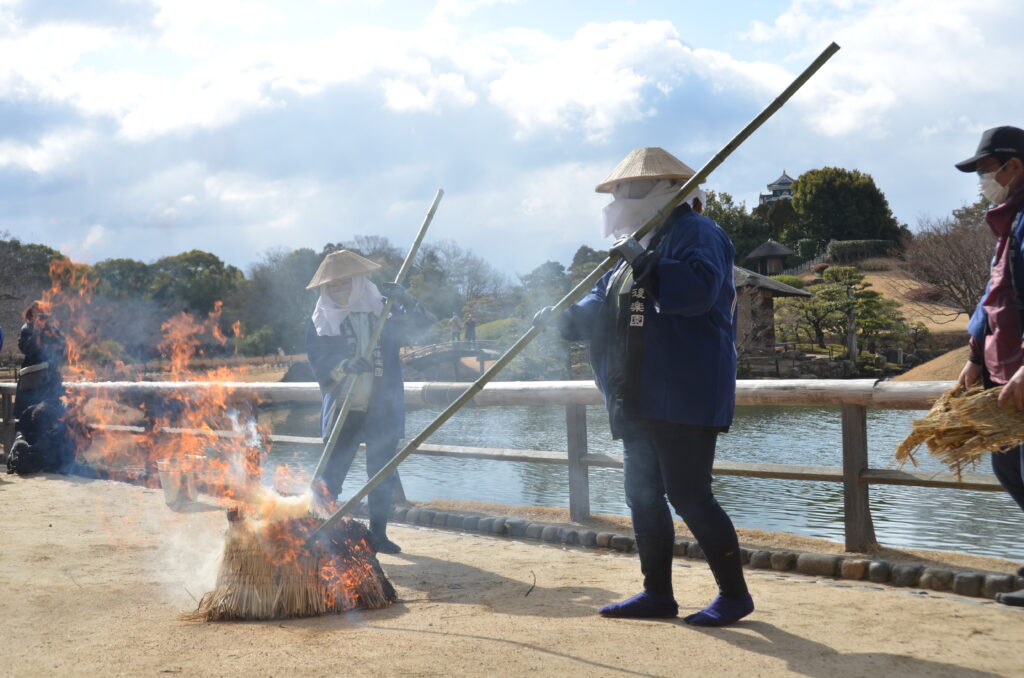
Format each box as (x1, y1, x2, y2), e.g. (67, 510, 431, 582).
(369, 516, 401, 554)
(636, 537, 675, 597)
(599, 537, 677, 618)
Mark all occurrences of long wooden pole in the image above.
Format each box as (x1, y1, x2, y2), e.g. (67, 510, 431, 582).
(310, 42, 841, 541)
(311, 189, 444, 483)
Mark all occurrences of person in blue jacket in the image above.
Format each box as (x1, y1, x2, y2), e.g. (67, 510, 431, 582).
(305, 249, 433, 553)
(538, 147, 753, 626)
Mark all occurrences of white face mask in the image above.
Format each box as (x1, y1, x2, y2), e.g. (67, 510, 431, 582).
(980, 162, 1011, 205)
(324, 279, 354, 306)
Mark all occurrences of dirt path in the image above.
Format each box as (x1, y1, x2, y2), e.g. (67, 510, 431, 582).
(2, 474, 1022, 677)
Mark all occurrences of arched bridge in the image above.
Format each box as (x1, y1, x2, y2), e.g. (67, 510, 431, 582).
(401, 341, 501, 371)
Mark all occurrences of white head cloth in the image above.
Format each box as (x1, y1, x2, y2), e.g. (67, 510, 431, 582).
(601, 179, 707, 246)
(311, 275, 385, 337)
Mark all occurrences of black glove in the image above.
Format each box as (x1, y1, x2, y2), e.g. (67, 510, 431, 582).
(610, 236, 657, 278)
(380, 282, 417, 308)
(531, 306, 554, 327)
(342, 356, 372, 374)
(532, 306, 574, 340)
(330, 357, 372, 383)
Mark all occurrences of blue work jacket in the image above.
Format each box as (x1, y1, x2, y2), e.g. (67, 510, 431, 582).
(306, 301, 430, 442)
(567, 205, 737, 429)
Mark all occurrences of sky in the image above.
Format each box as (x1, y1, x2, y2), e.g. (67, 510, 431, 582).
(1, 0, 1020, 278)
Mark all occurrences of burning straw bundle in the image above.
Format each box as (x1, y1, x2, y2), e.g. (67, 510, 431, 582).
(895, 384, 1024, 475)
(184, 510, 395, 621)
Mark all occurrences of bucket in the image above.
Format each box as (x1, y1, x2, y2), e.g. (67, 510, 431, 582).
(156, 459, 198, 507)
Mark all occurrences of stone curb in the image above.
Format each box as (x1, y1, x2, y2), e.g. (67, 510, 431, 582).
(376, 505, 1023, 601)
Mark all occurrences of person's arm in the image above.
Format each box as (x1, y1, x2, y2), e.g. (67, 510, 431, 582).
(305, 321, 348, 389)
(382, 285, 436, 345)
(562, 270, 611, 342)
(644, 221, 728, 317)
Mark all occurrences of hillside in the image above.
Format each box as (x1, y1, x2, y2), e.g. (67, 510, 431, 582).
(892, 344, 968, 382)
(799, 257, 968, 336)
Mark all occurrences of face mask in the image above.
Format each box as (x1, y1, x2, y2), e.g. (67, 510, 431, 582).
(980, 162, 1011, 204)
(325, 280, 353, 306)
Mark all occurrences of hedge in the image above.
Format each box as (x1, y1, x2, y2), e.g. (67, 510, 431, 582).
(827, 239, 898, 263)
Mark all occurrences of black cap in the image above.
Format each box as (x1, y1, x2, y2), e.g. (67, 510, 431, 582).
(955, 126, 1024, 172)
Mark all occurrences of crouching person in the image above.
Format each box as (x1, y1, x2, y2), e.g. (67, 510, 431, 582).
(8, 302, 75, 475)
(305, 250, 434, 553)
(539, 147, 753, 626)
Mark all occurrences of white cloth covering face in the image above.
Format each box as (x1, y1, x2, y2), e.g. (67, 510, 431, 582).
(311, 275, 385, 337)
(601, 179, 707, 246)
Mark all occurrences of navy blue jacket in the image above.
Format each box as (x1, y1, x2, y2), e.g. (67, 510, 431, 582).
(567, 205, 737, 429)
(305, 301, 432, 441)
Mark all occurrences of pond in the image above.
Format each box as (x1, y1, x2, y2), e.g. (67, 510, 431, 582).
(259, 400, 1024, 562)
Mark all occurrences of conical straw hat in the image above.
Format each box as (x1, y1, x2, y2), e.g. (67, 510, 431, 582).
(306, 250, 382, 289)
(595, 147, 697, 193)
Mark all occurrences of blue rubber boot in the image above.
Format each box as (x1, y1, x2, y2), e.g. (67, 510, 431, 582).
(683, 593, 754, 626)
(599, 592, 679, 618)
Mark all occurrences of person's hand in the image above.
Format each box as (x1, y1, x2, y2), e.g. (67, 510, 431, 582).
(998, 365, 1024, 410)
(380, 282, 416, 307)
(532, 306, 573, 339)
(532, 306, 554, 327)
(610, 236, 657, 275)
(956, 360, 982, 389)
(609, 236, 646, 265)
(342, 357, 372, 374)
(330, 357, 372, 382)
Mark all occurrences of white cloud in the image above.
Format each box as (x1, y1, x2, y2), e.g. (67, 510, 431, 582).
(488, 21, 694, 141)
(0, 128, 95, 173)
(742, 0, 1012, 137)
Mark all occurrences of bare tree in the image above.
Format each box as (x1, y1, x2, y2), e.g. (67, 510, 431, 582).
(901, 201, 993, 318)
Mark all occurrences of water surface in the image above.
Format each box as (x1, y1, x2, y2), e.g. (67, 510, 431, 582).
(260, 401, 1024, 562)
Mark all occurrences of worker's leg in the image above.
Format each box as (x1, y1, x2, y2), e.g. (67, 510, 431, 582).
(365, 432, 403, 554)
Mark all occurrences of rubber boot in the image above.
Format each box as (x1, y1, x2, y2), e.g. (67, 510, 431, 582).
(599, 537, 677, 618)
(637, 536, 675, 598)
(369, 516, 401, 554)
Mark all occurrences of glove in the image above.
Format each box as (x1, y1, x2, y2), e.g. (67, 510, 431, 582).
(329, 357, 372, 382)
(531, 306, 554, 328)
(609, 236, 647, 265)
(610, 236, 657, 277)
(532, 306, 574, 340)
(380, 282, 417, 308)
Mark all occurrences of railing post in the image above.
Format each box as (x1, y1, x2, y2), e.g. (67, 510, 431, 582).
(565, 403, 590, 521)
(841, 403, 877, 551)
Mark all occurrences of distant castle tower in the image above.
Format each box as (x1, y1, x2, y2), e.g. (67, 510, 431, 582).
(759, 170, 795, 206)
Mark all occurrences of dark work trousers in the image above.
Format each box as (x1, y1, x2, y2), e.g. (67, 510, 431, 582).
(993, 444, 1024, 513)
(320, 409, 400, 525)
(620, 416, 748, 599)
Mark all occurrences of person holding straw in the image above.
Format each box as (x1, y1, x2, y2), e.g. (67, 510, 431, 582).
(954, 126, 1024, 607)
(543, 147, 753, 626)
(305, 249, 433, 553)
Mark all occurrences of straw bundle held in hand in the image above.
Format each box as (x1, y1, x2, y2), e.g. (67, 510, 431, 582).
(895, 384, 1024, 475)
(184, 515, 396, 621)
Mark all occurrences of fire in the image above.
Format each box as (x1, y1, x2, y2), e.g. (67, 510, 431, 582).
(33, 256, 395, 619)
(33, 257, 270, 500)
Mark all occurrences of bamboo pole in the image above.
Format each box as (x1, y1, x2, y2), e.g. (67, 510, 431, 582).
(311, 189, 444, 483)
(311, 42, 841, 541)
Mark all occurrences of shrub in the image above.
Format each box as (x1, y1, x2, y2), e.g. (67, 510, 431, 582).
(234, 327, 277, 356)
(477, 317, 524, 344)
(770, 274, 804, 289)
(80, 339, 129, 366)
(903, 286, 947, 303)
(797, 238, 818, 260)
(827, 239, 898, 263)
(858, 258, 892, 272)
(811, 262, 830, 274)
